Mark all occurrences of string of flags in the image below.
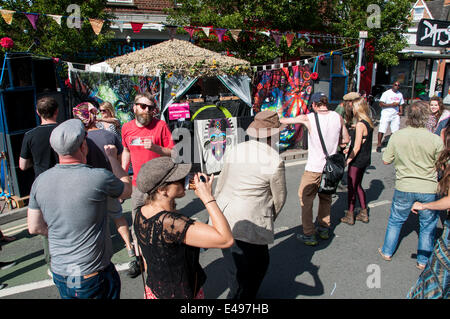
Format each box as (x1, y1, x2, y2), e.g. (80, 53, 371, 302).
(0, 8, 359, 45)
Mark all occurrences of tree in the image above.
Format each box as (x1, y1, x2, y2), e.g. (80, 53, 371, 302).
(167, 0, 413, 69)
(166, 0, 334, 65)
(0, 0, 114, 63)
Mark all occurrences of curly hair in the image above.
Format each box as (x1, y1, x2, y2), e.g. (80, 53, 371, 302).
(436, 127, 450, 195)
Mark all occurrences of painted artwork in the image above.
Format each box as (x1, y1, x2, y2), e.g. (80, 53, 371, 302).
(69, 70, 160, 126)
(252, 65, 313, 150)
(194, 117, 237, 174)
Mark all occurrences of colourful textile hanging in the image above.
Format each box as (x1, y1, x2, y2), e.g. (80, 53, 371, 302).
(252, 65, 313, 150)
(69, 70, 160, 127)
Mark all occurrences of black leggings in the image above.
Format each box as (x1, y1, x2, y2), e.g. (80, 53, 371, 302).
(347, 165, 367, 212)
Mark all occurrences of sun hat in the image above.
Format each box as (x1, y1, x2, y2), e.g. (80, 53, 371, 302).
(246, 110, 287, 138)
(50, 119, 86, 155)
(136, 157, 192, 194)
(343, 92, 361, 101)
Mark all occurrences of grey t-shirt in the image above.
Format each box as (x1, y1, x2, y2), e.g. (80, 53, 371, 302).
(28, 164, 124, 276)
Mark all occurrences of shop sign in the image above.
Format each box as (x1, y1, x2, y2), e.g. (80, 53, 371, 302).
(416, 19, 450, 47)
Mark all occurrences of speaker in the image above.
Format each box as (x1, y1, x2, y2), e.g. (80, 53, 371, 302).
(6, 53, 33, 88)
(0, 131, 35, 197)
(0, 89, 38, 133)
(32, 59, 58, 93)
(36, 91, 70, 123)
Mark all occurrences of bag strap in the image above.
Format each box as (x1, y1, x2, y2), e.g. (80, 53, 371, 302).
(314, 112, 329, 158)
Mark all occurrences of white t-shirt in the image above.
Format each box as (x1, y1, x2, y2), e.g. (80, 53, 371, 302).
(380, 89, 404, 115)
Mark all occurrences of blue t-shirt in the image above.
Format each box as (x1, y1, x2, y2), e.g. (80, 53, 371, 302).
(28, 164, 124, 276)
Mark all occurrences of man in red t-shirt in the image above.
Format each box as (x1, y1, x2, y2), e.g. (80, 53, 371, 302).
(121, 92, 175, 278)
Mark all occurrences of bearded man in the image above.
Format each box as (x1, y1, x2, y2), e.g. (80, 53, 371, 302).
(121, 92, 175, 278)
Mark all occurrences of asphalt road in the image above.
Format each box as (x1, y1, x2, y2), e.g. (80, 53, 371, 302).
(0, 145, 446, 300)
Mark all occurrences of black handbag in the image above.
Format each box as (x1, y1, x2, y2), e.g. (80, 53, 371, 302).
(314, 112, 345, 194)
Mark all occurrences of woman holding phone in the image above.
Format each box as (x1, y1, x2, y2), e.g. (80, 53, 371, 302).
(133, 157, 233, 299)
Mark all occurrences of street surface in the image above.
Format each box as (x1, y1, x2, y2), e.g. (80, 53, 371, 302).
(0, 116, 447, 299)
(1, 149, 446, 299)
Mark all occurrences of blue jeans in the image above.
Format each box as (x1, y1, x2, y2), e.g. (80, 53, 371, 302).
(52, 263, 121, 299)
(381, 190, 439, 265)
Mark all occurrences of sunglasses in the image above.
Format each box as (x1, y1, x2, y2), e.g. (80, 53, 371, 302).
(99, 109, 108, 113)
(136, 102, 155, 110)
(394, 84, 400, 87)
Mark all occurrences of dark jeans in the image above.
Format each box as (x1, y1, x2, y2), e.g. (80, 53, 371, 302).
(52, 263, 121, 299)
(222, 240, 269, 299)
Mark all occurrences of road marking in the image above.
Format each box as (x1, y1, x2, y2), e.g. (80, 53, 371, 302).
(2, 225, 28, 236)
(0, 262, 131, 298)
(368, 200, 391, 208)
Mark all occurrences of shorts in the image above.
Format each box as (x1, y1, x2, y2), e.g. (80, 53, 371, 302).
(379, 111, 400, 134)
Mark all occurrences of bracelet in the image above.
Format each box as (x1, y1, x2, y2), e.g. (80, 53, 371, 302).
(204, 199, 216, 206)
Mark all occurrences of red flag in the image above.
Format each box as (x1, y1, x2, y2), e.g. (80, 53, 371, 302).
(285, 32, 295, 48)
(131, 22, 144, 33)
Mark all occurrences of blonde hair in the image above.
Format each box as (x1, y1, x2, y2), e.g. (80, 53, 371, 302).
(100, 101, 116, 118)
(352, 97, 374, 128)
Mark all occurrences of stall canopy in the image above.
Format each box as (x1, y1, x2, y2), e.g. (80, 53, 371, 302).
(83, 39, 253, 121)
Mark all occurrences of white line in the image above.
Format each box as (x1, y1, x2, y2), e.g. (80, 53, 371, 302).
(330, 282, 337, 296)
(0, 262, 130, 298)
(368, 200, 391, 208)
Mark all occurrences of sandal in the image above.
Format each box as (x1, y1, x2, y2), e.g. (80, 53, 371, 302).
(416, 263, 426, 270)
(378, 248, 392, 261)
(0, 236, 16, 243)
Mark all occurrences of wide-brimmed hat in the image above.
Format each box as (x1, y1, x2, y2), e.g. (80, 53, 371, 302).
(136, 157, 192, 194)
(246, 110, 287, 138)
(343, 92, 361, 101)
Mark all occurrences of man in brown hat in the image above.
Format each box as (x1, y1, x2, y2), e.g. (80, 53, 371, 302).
(281, 93, 350, 246)
(214, 110, 287, 299)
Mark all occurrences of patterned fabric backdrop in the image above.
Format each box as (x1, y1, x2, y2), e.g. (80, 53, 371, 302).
(252, 65, 313, 150)
(69, 70, 160, 126)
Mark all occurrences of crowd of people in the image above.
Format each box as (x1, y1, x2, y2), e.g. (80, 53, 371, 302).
(0, 85, 447, 299)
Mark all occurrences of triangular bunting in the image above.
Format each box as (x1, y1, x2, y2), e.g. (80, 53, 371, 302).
(215, 28, 227, 42)
(285, 32, 295, 48)
(25, 13, 39, 30)
(229, 29, 240, 42)
(166, 26, 177, 40)
(0, 10, 14, 25)
(130, 22, 144, 33)
(271, 31, 282, 47)
(114, 21, 124, 33)
(201, 27, 210, 37)
(48, 14, 62, 26)
(183, 26, 195, 39)
(89, 18, 104, 35)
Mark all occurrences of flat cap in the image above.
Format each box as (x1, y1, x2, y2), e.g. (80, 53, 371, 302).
(50, 119, 86, 156)
(343, 92, 361, 101)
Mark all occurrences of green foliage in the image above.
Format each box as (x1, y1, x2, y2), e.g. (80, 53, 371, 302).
(167, 0, 414, 67)
(167, 0, 329, 65)
(0, 0, 114, 63)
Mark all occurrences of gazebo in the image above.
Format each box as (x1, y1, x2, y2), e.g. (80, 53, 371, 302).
(87, 38, 253, 120)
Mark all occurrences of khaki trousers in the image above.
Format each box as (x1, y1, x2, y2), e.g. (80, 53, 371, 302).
(298, 171, 332, 236)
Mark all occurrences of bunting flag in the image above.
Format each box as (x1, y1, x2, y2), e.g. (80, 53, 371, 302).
(201, 27, 210, 37)
(229, 29, 240, 42)
(48, 14, 62, 26)
(183, 26, 195, 39)
(25, 13, 39, 30)
(114, 21, 124, 33)
(285, 32, 295, 48)
(215, 28, 227, 42)
(89, 18, 104, 35)
(166, 26, 177, 40)
(271, 31, 282, 47)
(130, 22, 144, 33)
(0, 10, 14, 25)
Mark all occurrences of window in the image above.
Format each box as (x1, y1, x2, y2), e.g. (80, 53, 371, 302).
(413, 7, 424, 21)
